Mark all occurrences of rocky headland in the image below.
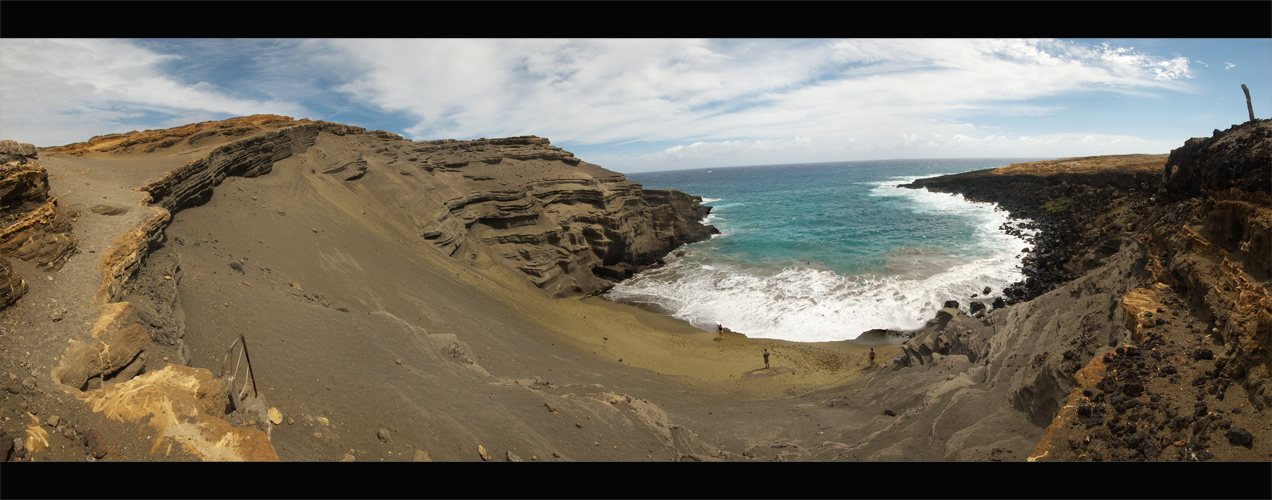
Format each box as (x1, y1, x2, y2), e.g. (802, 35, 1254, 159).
(901, 119, 1270, 462)
(0, 115, 1268, 493)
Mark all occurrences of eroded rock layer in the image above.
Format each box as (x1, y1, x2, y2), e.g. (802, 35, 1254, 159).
(133, 123, 715, 298)
(2, 149, 78, 275)
(408, 137, 717, 297)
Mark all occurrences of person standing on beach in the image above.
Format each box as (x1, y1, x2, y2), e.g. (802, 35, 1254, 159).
(763, 349, 770, 369)
(718, 324, 724, 340)
(869, 348, 876, 367)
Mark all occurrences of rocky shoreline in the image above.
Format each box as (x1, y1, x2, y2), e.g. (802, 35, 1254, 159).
(900, 120, 1270, 462)
(904, 153, 1168, 305)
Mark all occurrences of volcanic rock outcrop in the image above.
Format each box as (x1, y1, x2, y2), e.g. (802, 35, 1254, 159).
(905, 153, 1168, 301)
(896, 119, 1271, 462)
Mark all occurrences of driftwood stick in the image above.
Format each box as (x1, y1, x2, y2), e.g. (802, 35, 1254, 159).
(1242, 84, 1255, 122)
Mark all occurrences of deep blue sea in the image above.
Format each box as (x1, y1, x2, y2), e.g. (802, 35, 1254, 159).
(608, 158, 1051, 343)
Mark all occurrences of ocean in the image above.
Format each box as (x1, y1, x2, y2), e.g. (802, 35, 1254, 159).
(608, 158, 1051, 343)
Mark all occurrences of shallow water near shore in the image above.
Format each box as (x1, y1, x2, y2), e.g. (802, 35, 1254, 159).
(608, 158, 1048, 342)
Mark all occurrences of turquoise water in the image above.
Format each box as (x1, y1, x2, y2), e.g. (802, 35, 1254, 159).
(609, 159, 1048, 342)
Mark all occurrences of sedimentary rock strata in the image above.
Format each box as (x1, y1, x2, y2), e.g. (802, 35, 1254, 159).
(1, 159, 79, 272)
(405, 136, 717, 297)
(132, 119, 715, 299)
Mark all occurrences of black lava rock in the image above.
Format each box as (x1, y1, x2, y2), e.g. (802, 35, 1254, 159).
(1226, 427, 1253, 447)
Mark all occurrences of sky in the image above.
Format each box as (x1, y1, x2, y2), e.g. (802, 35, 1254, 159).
(2, 38, 1269, 173)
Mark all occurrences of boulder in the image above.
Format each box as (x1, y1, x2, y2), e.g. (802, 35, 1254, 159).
(1162, 119, 1271, 197)
(0, 256, 25, 308)
(0, 140, 36, 163)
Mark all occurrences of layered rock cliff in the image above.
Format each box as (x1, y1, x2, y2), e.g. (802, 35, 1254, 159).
(1, 142, 77, 307)
(408, 136, 717, 297)
(121, 119, 716, 299)
(28, 115, 715, 392)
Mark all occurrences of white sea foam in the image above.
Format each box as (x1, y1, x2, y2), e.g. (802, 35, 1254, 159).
(608, 173, 1036, 342)
(609, 247, 1025, 342)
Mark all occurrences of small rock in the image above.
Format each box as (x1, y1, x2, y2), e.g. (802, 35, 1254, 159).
(544, 402, 558, 414)
(316, 416, 329, 427)
(45, 416, 59, 427)
(478, 444, 489, 461)
(50, 308, 67, 322)
(412, 449, 431, 462)
(341, 454, 356, 462)
(1226, 427, 1254, 447)
(85, 429, 107, 458)
(90, 205, 127, 216)
(0, 432, 12, 462)
(883, 409, 896, 417)
(506, 450, 523, 462)
(268, 407, 282, 425)
(377, 428, 391, 443)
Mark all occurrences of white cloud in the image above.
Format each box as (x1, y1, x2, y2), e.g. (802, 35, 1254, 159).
(0, 39, 307, 146)
(0, 38, 1215, 165)
(321, 39, 1198, 157)
(636, 137, 815, 163)
(1224, 62, 1237, 70)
